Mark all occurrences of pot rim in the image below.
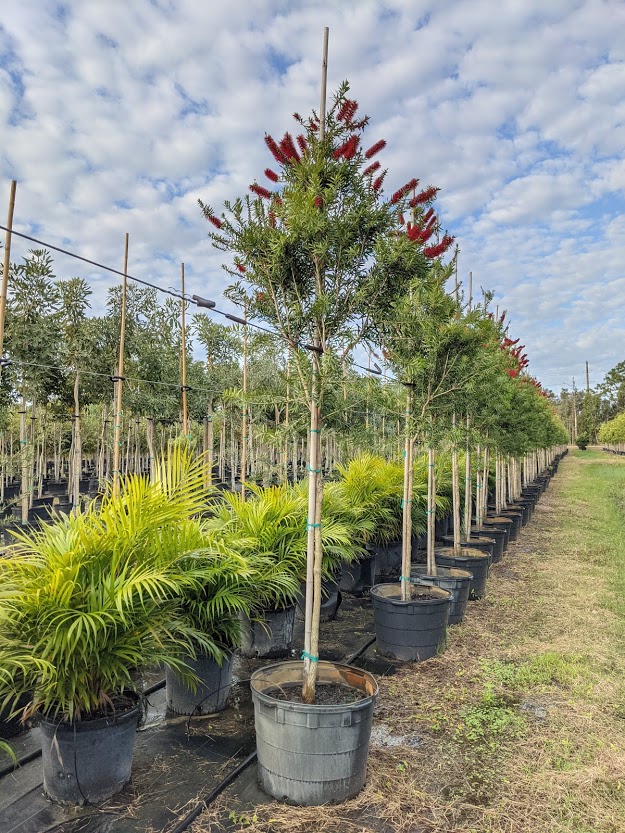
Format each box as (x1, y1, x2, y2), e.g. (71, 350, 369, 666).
(371, 582, 453, 604)
(39, 691, 141, 732)
(250, 659, 379, 711)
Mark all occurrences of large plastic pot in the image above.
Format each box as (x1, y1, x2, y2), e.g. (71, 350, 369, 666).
(166, 652, 234, 715)
(410, 565, 472, 625)
(373, 540, 402, 581)
(240, 606, 296, 659)
(491, 510, 523, 539)
(471, 525, 506, 562)
(441, 534, 496, 561)
(295, 572, 342, 623)
(251, 660, 378, 806)
(370, 583, 451, 661)
(0, 692, 31, 740)
(483, 515, 514, 544)
(434, 547, 491, 599)
(40, 695, 141, 805)
(340, 550, 376, 596)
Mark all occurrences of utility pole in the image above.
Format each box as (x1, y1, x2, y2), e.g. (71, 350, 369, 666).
(586, 361, 590, 394)
(572, 377, 578, 441)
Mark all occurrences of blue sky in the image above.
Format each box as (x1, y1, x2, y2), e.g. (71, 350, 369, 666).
(1, 0, 624, 393)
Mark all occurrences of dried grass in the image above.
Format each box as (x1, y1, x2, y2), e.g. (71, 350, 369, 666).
(191, 453, 625, 833)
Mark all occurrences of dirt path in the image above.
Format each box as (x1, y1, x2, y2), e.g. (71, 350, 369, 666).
(192, 450, 625, 833)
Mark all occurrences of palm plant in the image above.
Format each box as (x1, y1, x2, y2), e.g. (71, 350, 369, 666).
(0, 446, 254, 721)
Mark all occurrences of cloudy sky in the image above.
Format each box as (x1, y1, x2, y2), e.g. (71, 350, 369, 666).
(1, 0, 624, 393)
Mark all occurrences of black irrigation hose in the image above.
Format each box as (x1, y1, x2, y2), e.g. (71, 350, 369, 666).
(168, 750, 258, 833)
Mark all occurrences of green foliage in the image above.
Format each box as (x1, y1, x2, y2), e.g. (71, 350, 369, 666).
(0, 446, 255, 721)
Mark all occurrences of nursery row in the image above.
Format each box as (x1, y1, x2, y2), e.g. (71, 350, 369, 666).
(0, 446, 567, 814)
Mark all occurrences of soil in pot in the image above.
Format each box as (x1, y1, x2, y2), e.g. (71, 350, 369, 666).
(471, 525, 506, 562)
(240, 605, 296, 659)
(40, 692, 141, 805)
(371, 583, 451, 662)
(441, 533, 496, 560)
(267, 682, 366, 705)
(251, 660, 378, 806)
(410, 565, 473, 625)
(434, 547, 491, 600)
(166, 652, 234, 715)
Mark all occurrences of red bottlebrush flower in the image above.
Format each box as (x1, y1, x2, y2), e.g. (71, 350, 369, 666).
(250, 183, 272, 199)
(268, 211, 276, 227)
(342, 135, 360, 160)
(279, 132, 300, 163)
(314, 195, 323, 208)
(333, 138, 351, 159)
(423, 235, 454, 258)
(296, 134, 308, 153)
(389, 177, 420, 205)
(373, 171, 387, 192)
(364, 139, 387, 159)
(264, 168, 279, 183)
(273, 196, 282, 205)
(236, 263, 246, 273)
(409, 186, 439, 207)
(293, 112, 301, 121)
(399, 213, 405, 225)
(508, 368, 519, 378)
(363, 161, 381, 176)
(337, 98, 358, 122)
(208, 215, 223, 229)
(499, 312, 506, 323)
(265, 133, 288, 164)
(423, 207, 435, 223)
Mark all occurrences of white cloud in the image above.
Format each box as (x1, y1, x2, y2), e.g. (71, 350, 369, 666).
(0, 0, 624, 391)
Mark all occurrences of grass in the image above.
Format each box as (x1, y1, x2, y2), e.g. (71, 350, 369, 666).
(190, 449, 625, 833)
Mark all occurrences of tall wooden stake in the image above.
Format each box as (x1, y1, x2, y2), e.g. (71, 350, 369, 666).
(240, 301, 248, 501)
(180, 263, 189, 437)
(302, 25, 329, 704)
(112, 233, 129, 497)
(0, 180, 16, 378)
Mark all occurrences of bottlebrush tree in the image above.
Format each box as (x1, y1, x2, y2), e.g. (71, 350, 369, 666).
(200, 81, 454, 701)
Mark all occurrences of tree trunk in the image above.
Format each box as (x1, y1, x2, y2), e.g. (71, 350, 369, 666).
(426, 446, 437, 575)
(400, 389, 413, 602)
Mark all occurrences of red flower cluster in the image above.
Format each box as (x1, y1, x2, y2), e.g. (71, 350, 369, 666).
(423, 234, 455, 258)
(409, 186, 439, 207)
(236, 263, 246, 273)
(389, 177, 419, 205)
(314, 195, 323, 208)
(337, 98, 359, 123)
(250, 183, 273, 200)
(296, 134, 308, 153)
(264, 168, 279, 182)
(363, 160, 381, 176)
(373, 171, 387, 192)
(333, 135, 359, 160)
(265, 134, 288, 164)
(364, 139, 386, 159)
(406, 215, 436, 243)
(208, 215, 223, 229)
(279, 132, 300, 163)
(508, 368, 519, 378)
(268, 211, 276, 227)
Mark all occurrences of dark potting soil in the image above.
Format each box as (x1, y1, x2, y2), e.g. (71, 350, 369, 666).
(409, 591, 438, 601)
(43, 693, 138, 723)
(267, 682, 367, 705)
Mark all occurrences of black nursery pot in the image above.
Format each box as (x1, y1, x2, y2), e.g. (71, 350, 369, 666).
(491, 510, 523, 539)
(434, 547, 491, 600)
(373, 540, 402, 582)
(441, 533, 496, 561)
(410, 565, 473, 625)
(341, 549, 377, 596)
(482, 516, 513, 548)
(471, 525, 506, 562)
(40, 695, 141, 805)
(370, 583, 451, 662)
(296, 571, 342, 623)
(240, 605, 296, 659)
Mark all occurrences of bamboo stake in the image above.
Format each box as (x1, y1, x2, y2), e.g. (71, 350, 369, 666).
(463, 414, 472, 538)
(302, 24, 328, 704)
(427, 445, 436, 574)
(112, 233, 129, 497)
(180, 263, 189, 437)
(400, 387, 413, 601)
(240, 302, 248, 501)
(0, 180, 16, 379)
(452, 414, 461, 553)
(72, 372, 81, 510)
